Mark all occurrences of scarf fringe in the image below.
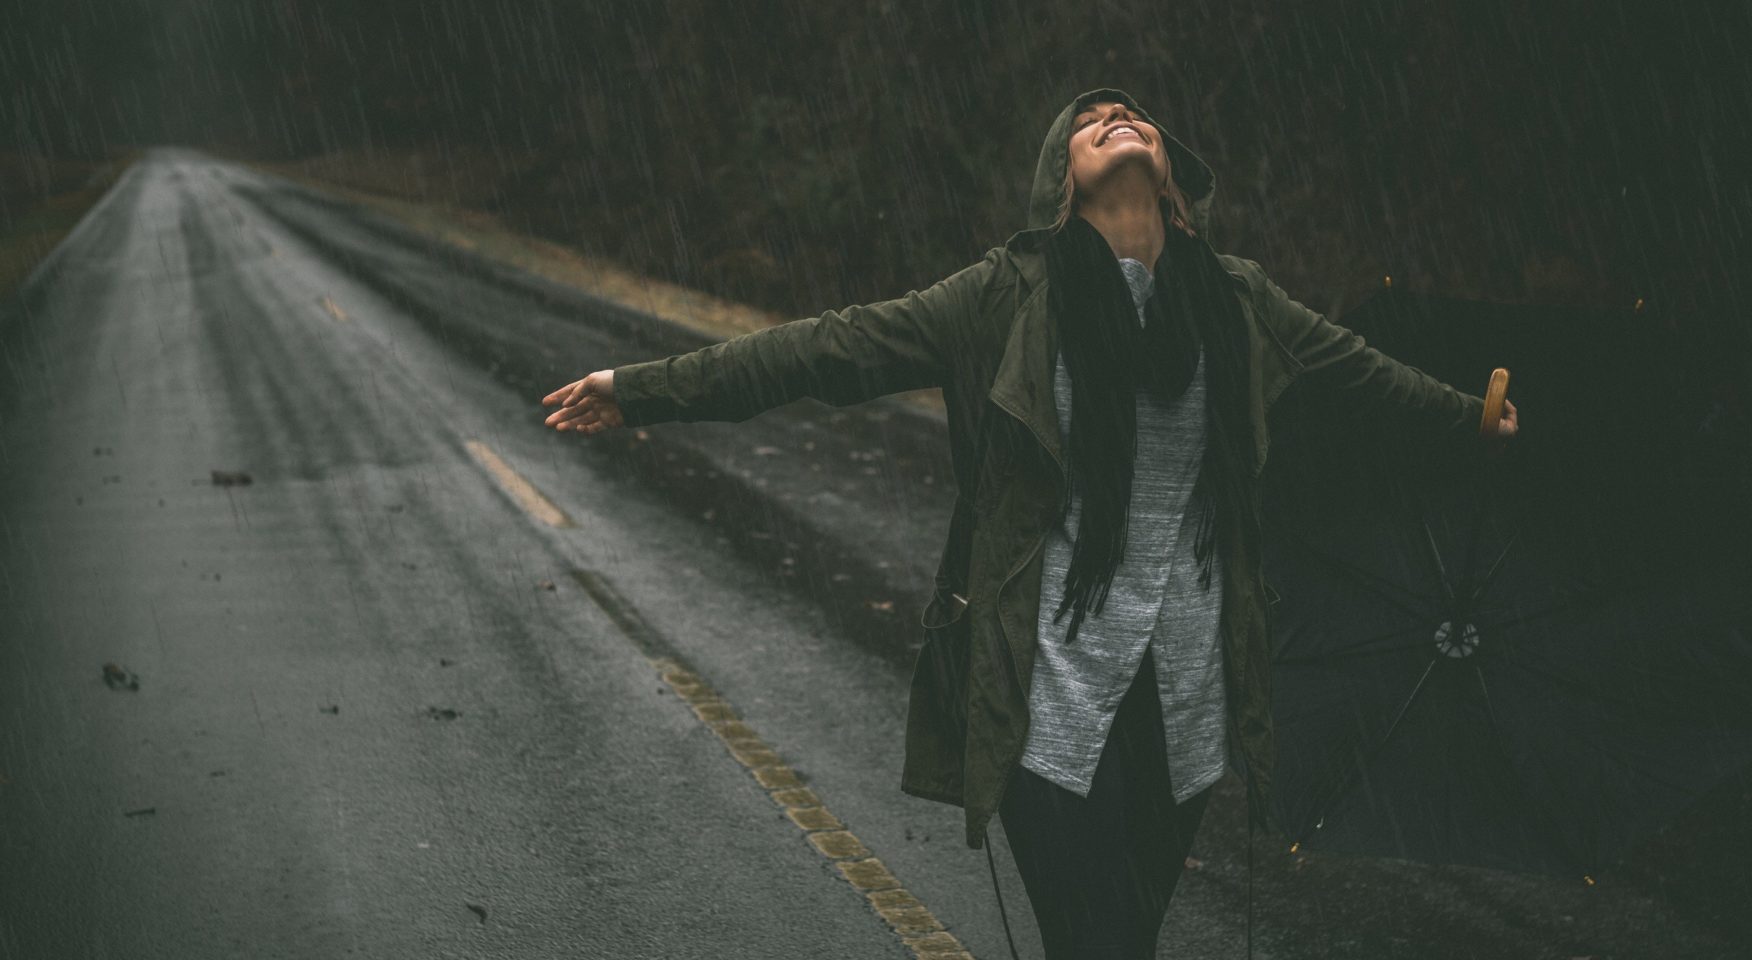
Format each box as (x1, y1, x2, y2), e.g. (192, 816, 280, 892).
(1047, 212, 1257, 642)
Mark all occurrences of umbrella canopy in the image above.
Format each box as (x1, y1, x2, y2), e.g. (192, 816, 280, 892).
(1260, 287, 1752, 880)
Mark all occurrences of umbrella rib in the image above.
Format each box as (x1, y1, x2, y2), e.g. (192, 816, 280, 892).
(1279, 527, 1436, 621)
(1383, 656, 1439, 746)
(1303, 655, 1441, 839)
(1457, 494, 1487, 606)
(1490, 650, 1746, 818)
(1478, 550, 1752, 641)
(1473, 665, 1500, 728)
(1420, 518, 1457, 606)
(1273, 630, 1431, 667)
(1472, 664, 1593, 874)
(1494, 643, 1746, 731)
(1471, 561, 1702, 637)
(1466, 530, 1520, 607)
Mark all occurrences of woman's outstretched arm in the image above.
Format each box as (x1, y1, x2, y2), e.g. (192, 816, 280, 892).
(1238, 258, 1511, 442)
(549, 248, 1000, 432)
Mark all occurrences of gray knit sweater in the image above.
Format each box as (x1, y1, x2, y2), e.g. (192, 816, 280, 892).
(1018, 256, 1229, 803)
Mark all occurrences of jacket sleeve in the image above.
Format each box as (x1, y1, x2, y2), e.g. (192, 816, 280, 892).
(609, 248, 999, 427)
(1247, 261, 1487, 443)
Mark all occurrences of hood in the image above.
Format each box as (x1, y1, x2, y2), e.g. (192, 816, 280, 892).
(1018, 87, 1218, 243)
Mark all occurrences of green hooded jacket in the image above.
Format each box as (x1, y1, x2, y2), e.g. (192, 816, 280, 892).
(610, 87, 1489, 849)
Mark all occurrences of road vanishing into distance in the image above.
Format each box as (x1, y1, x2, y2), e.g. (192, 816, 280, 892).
(1, 150, 1738, 959)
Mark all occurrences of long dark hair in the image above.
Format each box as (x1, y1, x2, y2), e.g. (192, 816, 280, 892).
(1045, 196, 1259, 643)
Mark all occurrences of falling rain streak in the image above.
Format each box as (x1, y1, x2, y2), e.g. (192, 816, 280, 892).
(1, 2, 1747, 959)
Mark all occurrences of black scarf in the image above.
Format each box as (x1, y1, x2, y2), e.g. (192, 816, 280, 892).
(1046, 209, 1260, 644)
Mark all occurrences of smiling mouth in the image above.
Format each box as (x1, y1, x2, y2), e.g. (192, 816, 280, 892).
(1098, 124, 1147, 146)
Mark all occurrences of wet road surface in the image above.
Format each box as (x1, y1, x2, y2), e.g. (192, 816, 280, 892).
(0, 149, 1006, 959)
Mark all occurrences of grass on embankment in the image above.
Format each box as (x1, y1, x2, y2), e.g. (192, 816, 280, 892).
(241, 149, 946, 417)
(0, 151, 140, 301)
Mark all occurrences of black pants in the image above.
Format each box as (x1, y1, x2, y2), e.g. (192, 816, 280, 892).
(998, 647, 1214, 959)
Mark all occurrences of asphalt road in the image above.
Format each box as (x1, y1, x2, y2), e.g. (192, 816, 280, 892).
(1, 149, 1741, 959)
(0, 148, 1013, 959)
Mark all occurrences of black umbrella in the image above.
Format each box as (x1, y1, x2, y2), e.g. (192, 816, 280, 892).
(1259, 287, 1752, 881)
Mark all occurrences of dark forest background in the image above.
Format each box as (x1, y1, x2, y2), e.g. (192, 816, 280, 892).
(2, 0, 1748, 374)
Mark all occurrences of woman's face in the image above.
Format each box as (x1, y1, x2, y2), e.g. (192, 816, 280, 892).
(1066, 101, 1171, 201)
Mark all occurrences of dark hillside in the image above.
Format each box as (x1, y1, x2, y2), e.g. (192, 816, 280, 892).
(4, 0, 1747, 380)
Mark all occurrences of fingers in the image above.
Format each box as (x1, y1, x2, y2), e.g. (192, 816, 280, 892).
(543, 370, 614, 409)
(571, 412, 623, 435)
(541, 370, 624, 438)
(544, 396, 600, 427)
(555, 405, 623, 435)
(542, 378, 584, 407)
(1501, 398, 1519, 437)
(542, 394, 624, 435)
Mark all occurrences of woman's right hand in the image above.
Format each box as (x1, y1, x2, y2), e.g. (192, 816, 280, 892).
(541, 369, 623, 436)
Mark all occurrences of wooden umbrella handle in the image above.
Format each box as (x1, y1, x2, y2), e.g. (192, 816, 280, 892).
(1479, 367, 1510, 441)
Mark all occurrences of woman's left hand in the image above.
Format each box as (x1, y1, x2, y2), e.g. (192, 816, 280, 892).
(1495, 398, 1519, 439)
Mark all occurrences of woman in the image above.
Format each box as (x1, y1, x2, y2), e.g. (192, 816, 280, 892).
(542, 88, 1518, 958)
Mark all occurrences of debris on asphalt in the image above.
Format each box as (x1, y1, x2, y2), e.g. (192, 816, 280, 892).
(439, 658, 456, 667)
(426, 707, 460, 721)
(210, 469, 253, 487)
(536, 579, 555, 590)
(319, 704, 340, 714)
(102, 662, 140, 691)
(123, 807, 156, 818)
(465, 902, 488, 924)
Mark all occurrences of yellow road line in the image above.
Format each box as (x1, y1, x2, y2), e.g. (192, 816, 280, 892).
(567, 568, 972, 958)
(649, 656, 975, 959)
(464, 439, 574, 528)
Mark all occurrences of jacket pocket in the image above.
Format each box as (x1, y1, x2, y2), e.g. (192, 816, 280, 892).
(901, 587, 973, 804)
